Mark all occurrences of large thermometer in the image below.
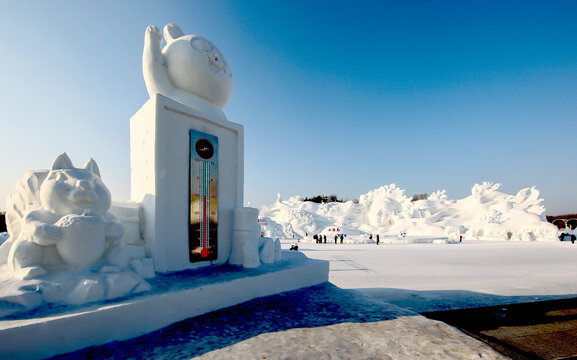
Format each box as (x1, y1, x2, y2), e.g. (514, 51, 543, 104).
(189, 129, 218, 262)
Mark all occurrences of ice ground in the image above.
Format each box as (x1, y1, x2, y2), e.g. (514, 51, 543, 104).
(292, 240, 577, 313)
(53, 239, 577, 359)
(193, 240, 577, 359)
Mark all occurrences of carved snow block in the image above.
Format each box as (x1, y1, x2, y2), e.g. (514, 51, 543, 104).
(130, 94, 243, 272)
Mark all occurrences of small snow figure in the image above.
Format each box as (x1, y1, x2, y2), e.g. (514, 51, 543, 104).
(340, 234, 344, 244)
(334, 235, 338, 244)
(323, 235, 327, 243)
(376, 234, 380, 245)
(290, 244, 299, 251)
(369, 234, 373, 240)
(459, 235, 462, 243)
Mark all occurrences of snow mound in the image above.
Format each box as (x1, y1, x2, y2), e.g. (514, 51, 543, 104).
(259, 182, 558, 242)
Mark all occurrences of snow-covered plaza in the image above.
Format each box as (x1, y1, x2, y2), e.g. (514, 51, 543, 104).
(45, 239, 577, 359)
(294, 240, 577, 312)
(189, 240, 577, 359)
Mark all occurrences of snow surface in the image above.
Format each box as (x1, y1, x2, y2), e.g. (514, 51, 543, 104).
(293, 240, 577, 313)
(259, 183, 559, 243)
(53, 239, 577, 359)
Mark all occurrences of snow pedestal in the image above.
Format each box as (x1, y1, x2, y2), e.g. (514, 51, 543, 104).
(0, 252, 328, 360)
(130, 94, 244, 272)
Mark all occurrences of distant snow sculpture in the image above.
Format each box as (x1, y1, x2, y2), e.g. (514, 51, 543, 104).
(143, 23, 233, 109)
(0, 154, 151, 316)
(359, 184, 412, 227)
(259, 182, 559, 243)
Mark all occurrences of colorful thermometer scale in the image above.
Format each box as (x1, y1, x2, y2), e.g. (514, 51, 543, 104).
(189, 129, 218, 262)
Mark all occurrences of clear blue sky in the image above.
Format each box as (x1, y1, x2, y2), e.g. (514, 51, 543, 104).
(0, 1, 575, 214)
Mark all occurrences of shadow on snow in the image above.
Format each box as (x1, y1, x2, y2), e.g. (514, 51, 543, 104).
(50, 283, 577, 359)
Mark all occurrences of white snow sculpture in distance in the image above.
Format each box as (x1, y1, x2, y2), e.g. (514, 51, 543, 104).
(143, 23, 233, 109)
(0, 153, 125, 279)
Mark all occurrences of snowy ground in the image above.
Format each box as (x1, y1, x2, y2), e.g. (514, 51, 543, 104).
(56, 240, 577, 359)
(291, 239, 577, 313)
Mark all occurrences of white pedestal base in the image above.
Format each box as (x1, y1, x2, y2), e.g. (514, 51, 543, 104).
(0, 252, 328, 360)
(130, 94, 244, 272)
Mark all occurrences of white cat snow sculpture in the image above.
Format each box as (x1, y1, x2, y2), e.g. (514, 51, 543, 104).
(1, 153, 126, 279)
(143, 23, 233, 115)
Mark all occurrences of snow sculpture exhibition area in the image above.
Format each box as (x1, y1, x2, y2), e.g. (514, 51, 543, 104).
(0, 21, 563, 360)
(260, 182, 559, 243)
(0, 23, 328, 359)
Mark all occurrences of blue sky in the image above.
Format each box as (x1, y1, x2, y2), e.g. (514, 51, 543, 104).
(0, 1, 575, 214)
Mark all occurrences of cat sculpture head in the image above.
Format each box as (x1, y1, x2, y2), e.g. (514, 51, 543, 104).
(39, 153, 111, 216)
(162, 23, 233, 108)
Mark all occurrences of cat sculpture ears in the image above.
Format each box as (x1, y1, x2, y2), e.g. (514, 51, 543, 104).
(143, 23, 233, 109)
(164, 22, 185, 42)
(50, 153, 101, 177)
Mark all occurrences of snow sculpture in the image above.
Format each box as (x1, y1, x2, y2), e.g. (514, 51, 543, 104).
(0, 154, 151, 316)
(231, 208, 281, 268)
(1, 153, 127, 279)
(143, 22, 232, 111)
(259, 183, 559, 242)
(358, 184, 413, 227)
(136, 23, 281, 271)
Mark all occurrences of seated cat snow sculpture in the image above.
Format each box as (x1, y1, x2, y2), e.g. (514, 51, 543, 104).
(143, 23, 233, 112)
(1, 153, 125, 279)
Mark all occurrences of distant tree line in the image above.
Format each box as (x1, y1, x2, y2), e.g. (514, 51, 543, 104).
(411, 193, 428, 202)
(303, 194, 344, 204)
(303, 193, 431, 204)
(546, 214, 577, 222)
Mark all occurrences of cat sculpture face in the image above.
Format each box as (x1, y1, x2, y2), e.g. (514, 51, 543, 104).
(39, 153, 111, 216)
(163, 33, 233, 108)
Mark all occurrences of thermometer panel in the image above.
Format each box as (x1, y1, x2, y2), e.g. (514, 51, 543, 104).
(189, 129, 218, 262)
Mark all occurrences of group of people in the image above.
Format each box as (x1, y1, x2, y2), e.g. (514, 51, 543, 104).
(368, 234, 381, 244)
(312, 234, 345, 244)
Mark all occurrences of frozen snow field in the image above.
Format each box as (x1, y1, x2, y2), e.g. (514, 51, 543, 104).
(191, 241, 576, 360)
(291, 240, 577, 313)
